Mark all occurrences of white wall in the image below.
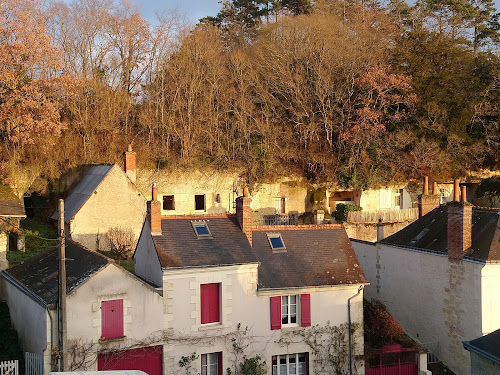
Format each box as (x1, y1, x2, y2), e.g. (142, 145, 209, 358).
(0, 276, 50, 372)
(133, 220, 163, 287)
(65, 264, 163, 371)
(352, 240, 488, 375)
(160, 265, 364, 375)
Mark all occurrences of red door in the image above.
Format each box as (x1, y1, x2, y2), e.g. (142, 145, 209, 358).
(98, 345, 163, 375)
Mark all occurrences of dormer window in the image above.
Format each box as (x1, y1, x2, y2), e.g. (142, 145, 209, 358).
(267, 233, 285, 251)
(192, 221, 212, 238)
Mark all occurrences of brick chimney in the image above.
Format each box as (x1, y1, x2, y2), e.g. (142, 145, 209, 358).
(147, 183, 162, 235)
(418, 176, 440, 218)
(447, 202, 472, 261)
(124, 144, 137, 184)
(236, 186, 253, 246)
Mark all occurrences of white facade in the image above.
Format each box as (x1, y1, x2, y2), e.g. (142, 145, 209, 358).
(352, 240, 500, 375)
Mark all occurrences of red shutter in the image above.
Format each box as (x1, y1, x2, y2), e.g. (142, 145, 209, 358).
(301, 294, 311, 327)
(101, 299, 124, 339)
(201, 283, 220, 324)
(218, 352, 223, 375)
(270, 296, 281, 330)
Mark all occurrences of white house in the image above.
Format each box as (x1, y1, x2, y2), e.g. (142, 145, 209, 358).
(351, 181, 500, 375)
(51, 152, 146, 251)
(133, 184, 368, 375)
(0, 240, 163, 375)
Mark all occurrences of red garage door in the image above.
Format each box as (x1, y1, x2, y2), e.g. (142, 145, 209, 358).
(98, 346, 163, 375)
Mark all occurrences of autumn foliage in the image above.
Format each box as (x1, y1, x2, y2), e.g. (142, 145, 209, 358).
(0, 0, 498, 191)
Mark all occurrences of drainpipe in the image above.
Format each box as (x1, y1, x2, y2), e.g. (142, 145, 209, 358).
(46, 306, 55, 370)
(348, 285, 364, 375)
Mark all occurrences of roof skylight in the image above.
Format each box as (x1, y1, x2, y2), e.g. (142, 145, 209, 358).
(192, 221, 212, 238)
(267, 233, 286, 251)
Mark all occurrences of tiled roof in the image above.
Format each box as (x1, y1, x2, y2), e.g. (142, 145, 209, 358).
(0, 185, 26, 218)
(151, 216, 367, 289)
(50, 164, 114, 222)
(2, 240, 109, 305)
(252, 227, 367, 288)
(464, 329, 500, 364)
(153, 216, 257, 268)
(381, 206, 500, 262)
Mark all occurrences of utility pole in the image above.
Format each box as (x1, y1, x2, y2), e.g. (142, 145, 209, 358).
(58, 199, 67, 371)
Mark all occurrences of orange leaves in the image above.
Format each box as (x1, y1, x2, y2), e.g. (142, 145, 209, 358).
(0, 0, 71, 147)
(342, 65, 417, 141)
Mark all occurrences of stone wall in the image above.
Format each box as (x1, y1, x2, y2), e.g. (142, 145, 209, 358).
(344, 221, 414, 242)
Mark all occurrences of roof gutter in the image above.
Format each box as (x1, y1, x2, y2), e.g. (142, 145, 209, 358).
(348, 285, 364, 375)
(463, 340, 500, 365)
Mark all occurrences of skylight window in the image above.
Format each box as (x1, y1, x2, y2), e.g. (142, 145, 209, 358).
(267, 233, 286, 251)
(192, 221, 212, 238)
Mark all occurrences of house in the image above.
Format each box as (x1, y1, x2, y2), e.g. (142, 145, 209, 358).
(51, 148, 146, 251)
(464, 329, 500, 375)
(0, 240, 163, 375)
(351, 179, 500, 375)
(0, 184, 26, 270)
(133, 184, 368, 375)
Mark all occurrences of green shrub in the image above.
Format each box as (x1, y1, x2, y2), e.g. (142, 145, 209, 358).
(334, 203, 362, 222)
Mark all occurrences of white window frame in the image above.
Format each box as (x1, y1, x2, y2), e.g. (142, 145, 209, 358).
(281, 295, 299, 327)
(267, 233, 286, 251)
(191, 221, 212, 238)
(201, 352, 219, 375)
(272, 353, 307, 375)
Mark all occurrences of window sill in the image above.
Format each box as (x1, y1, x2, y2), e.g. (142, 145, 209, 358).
(99, 336, 126, 343)
(281, 325, 302, 332)
(198, 322, 224, 331)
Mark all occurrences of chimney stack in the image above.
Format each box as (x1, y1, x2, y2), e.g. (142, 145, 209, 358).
(147, 183, 162, 235)
(236, 186, 252, 246)
(418, 176, 440, 218)
(124, 144, 137, 184)
(447, 202, 472, 261)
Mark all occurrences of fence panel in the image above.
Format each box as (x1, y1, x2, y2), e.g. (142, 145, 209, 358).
(0, 360, 18, 375)
(24, 353, 43, 375)
(348, 208, 418, 223)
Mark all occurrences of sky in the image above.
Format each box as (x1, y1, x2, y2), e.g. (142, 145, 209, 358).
(135, 0, 222, 23)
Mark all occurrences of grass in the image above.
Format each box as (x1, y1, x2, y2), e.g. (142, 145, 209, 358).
(7, 217, 57, 263)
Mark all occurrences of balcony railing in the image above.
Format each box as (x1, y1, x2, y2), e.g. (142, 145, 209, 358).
(252, 213, 297, 226)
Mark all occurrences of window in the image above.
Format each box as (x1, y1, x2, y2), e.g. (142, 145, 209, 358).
(282, 295, 297, 326)
(163, 195, 175, 210)
(192, 221, 212, 238)
(267, 233, 285, 251)
(274, 197, 286, 214)
(101, 299, 123, 339)
(195, 194, 206, 211)
(272, 353, 308, 375)
(270, 294, 310, 330)
(202, 352, 222, 375)
(201, 283, 220, 324)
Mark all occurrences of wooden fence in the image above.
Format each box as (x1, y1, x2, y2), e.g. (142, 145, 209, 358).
(0, 360, 18, 375)
(347, 208, 418, 223)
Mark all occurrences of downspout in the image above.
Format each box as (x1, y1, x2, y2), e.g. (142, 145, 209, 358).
(348, 285, 364, 375)
(46, 305, 55, 370)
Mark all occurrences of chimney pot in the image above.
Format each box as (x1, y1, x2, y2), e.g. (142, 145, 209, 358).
(453, 179, 460, 202)
(423, 176, 429, 195)
(432, 181, 438, 196)
(128, 144, 132, 152)
(152, 182, 158, 201)
(377, 219, 384, 242)
(461, 185, 467, 202)
(243, 186, 249, 197)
